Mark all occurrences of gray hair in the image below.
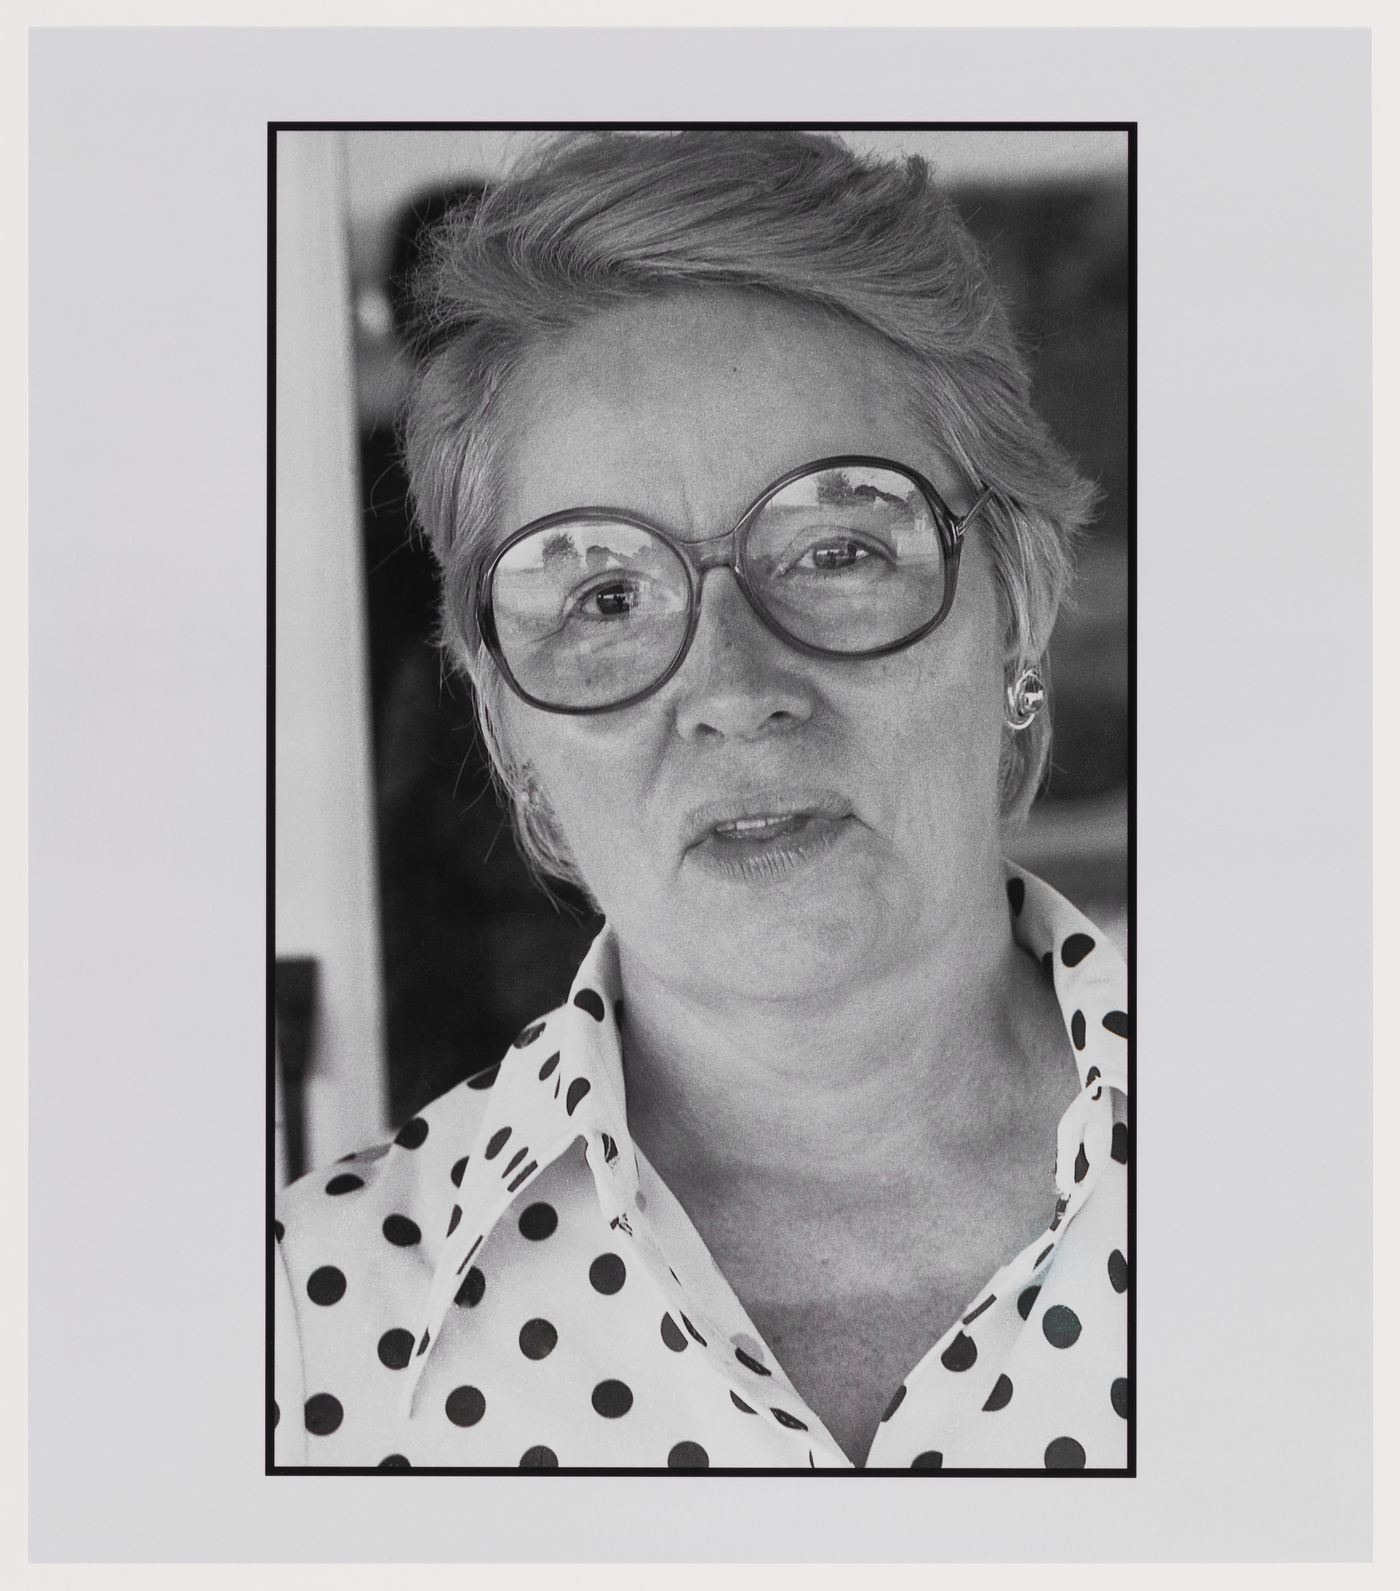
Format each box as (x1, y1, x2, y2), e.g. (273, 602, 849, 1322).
(402, 129, 1099, 889)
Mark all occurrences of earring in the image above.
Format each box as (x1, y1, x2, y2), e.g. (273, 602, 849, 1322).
(1004, 665, 1046, 731)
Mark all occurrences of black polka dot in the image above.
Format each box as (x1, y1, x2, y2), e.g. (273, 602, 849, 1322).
(1041, 950, 1054, 977)
(377, 1328, 414, 1370)
(601, 1133, 619, 1163)
(304, 1393, 342, 1436)
(1074, 1144, 1090, 1183)
(467, 1063, 500, 1090)
(382, 1214, 421, 1247)
(1108, 1249, 1129, 1294)
(1045, 1435, 1086, 1469)
(484, 1126, 511, 1159)
(591, 1379, 633, 1418)
(1111, 1122, 1129, 1163)
(1042, 1304, 1083, 1348)
(538, 1051, 560, 1080)
(566, 1078, 592, 1115)
(513, 1021, 545, 1049)
(589, 1253, 626, 1294)
(1035, 1243, 1055, 1267)
(682, 1315, 708, 1346)
(771, 1408, 808, 1430)
(1111, 1377, 1129, 1419)
(911, 1451, 943, 1470)
(273, 1220, 284, 1242)
(446, 1205, 462, 1237)
(1017, 1284, 1041, 1320)
(983, 1373, 1014, 1412)
(518, 1203, 557, 1241)
(1006, 876, 1026, 915)
(882, 1384, 907, 1422)
(520, 1445, 558, 1468)
(455, 1266, 485, 1308)
(668, 1440, 709, 1468)
(1071, 1010, 1086, 1049)
(1086, 1066, 1101, 1086)
(730, 1391, 755, 1413)
(573, 988, 606, 1021)
(306, 1266, 346, 1306)
(445, 1385, 486, 1427)
(417, 1329, 430, 1355)
(1103, 1009, 1129, 1038)
(502, 1146, 529, 1178)
(450, 1156, 468, 1187)
(394, 1117, 428, 1150)
(324, 1173, 363, 1196)
(735, 1346, 770, 1376)
(940, 1331, 978, 1372)
(1061, 933, 1096, 967)
(378, 1454, 410, 1469)
(519, 1318, 558, 1360)
(660, 1313, 688, 1352)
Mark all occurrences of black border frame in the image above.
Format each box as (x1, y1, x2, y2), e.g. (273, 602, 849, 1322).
(267, 119, 1137, 1479)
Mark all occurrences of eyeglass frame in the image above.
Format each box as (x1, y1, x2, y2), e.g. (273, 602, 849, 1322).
(476, 453, 996, 716)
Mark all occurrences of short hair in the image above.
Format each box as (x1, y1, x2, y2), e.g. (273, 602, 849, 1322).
(401, 129, 1099, 889)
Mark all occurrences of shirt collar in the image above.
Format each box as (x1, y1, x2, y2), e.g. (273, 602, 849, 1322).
(398, 863, 1128, 1418)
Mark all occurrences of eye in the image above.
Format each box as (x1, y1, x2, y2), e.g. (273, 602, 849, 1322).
(590, 582, 639, 617)
(566, 575, 648, 622)
(809, 540, 873, 571)
(770, 529, 896, 579)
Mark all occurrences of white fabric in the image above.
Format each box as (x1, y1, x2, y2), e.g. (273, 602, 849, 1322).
(274, 863, 1129, 1470)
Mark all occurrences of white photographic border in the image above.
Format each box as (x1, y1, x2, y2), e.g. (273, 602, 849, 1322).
(18, 12, 1388, 1580)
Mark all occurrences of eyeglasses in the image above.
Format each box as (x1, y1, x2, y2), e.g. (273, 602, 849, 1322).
(477, 455, 995, 715)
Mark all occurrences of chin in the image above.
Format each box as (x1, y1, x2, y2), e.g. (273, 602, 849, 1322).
(671, 888, 891, 1002)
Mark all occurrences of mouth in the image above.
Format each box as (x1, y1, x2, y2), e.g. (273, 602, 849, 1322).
(708, 812, 823, 843)
(682, 793, 857, 881)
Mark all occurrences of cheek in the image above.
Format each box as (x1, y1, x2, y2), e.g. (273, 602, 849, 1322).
(506, 714, 655, 865)
(859, 611, 1005, 807)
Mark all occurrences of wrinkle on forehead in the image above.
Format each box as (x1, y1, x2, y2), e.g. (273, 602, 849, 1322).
(495, 289, 947, 543)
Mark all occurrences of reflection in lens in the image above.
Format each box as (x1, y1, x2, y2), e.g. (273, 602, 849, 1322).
(746, 466, 946, 651)
(490, 520, 690, 707)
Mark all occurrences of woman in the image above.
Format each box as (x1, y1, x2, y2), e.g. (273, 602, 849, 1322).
(273, 130, 1130, 1471)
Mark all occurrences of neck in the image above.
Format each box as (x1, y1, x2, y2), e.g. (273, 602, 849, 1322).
(617, 874, 1063, 1203)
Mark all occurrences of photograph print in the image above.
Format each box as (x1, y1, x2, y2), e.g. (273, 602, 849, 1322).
(271, 124, 1133, 1473)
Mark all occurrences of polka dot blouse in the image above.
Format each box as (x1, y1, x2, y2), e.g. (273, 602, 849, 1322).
(273, 864, 1130, 1471)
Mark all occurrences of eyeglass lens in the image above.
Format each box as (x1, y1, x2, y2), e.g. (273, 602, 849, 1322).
(488, 463, 948, 710)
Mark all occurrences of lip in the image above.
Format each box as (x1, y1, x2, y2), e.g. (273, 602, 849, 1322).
(680, 790, 858, 882)
(681, 789, 854, 850)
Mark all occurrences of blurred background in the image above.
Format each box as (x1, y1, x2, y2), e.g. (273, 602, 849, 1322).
(275, 129, 1130, 1180)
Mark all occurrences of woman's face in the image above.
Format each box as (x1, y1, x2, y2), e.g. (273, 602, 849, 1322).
(494, 292, 1009, 1003)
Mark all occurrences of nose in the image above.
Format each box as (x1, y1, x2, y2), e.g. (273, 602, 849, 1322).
(668, 568, 816, 742)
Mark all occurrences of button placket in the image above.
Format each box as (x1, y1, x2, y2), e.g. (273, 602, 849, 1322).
(581, 1139, 838, 1462)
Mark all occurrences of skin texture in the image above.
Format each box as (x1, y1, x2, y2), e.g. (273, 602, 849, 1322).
(499, 292, 1010, 1006)
(493, 291, 1078, 1463)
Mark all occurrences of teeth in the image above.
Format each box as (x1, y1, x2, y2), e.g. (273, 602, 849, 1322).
(714, 814, 798, 836)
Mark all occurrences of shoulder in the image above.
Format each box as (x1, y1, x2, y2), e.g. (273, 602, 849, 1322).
(275, 1011, 561, 1284)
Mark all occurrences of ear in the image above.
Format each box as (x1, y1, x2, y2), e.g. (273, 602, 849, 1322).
(998, 573, 1061, 676)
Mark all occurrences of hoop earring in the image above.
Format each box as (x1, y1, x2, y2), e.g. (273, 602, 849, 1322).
(1004, 666, 1046, 732)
